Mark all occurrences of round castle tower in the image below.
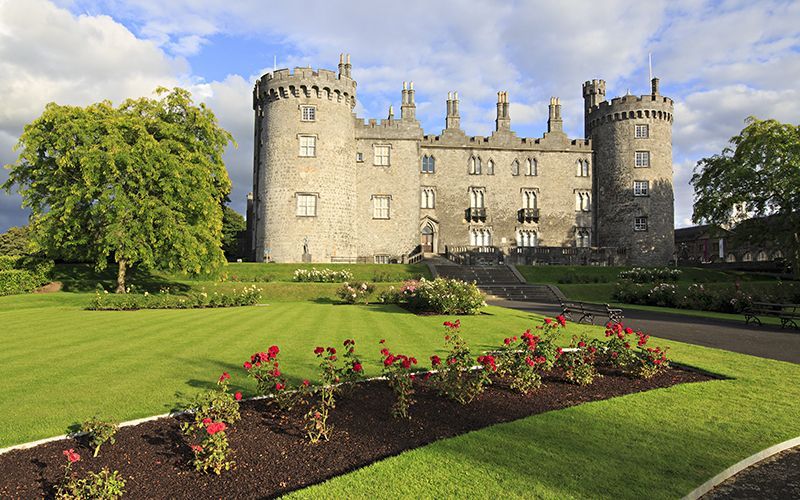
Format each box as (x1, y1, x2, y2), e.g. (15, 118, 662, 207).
(584, 78, 674, 265)
(251, 55, 357, 262)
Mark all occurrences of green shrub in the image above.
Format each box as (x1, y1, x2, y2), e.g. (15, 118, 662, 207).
(79, 417, 118, 457)
(57, 467, 126, 500)
(335, 281, 375, 304)
(618, 267, 682, 283)
(293, 267, 353, 282)
(406, 277, 485, 315)
(0, 269, 40, 295)
(0, 255, 19, 272)
(87, 286, 262, 310)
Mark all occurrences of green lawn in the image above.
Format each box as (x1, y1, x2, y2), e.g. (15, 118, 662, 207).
(2, 291, 799, 499)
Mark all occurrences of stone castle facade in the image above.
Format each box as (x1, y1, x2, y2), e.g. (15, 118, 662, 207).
(246, 54, 674, 265)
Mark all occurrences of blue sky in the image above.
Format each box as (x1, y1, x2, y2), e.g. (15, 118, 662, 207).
(1, 0, 799, 233)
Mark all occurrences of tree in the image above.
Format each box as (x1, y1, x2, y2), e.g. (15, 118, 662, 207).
(0, 225, 31, 255)
(691, 117, 800, 275)
(221, 205, 246, 260)
(2, 87, 234, 292)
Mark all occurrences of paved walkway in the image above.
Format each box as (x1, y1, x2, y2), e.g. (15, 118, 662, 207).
(488, 299, 800, 364)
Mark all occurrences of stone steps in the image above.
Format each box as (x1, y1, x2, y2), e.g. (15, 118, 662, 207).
(431, 262, 560, 304)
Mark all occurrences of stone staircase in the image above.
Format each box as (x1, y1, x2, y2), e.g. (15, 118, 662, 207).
(432, 263, 560, 304)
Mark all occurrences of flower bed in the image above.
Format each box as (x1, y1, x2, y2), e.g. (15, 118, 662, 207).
(618, 267, 682, 283)
(293, 268, 354, 283)
(379, 277, 485, 315)
(86, 286, 262, 310)
(0, 366, 709, 499)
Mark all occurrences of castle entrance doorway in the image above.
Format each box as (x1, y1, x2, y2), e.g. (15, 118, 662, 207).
(420, 220, 437, 253)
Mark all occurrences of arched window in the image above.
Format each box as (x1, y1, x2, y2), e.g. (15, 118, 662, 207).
(511, 159, 520, 176)
(421, 155, 435, 173)
(522, 189, 537, 209)
(726, 253, 736, 263)
(756, 250, 768, 262)
(469, 156, 481, 175)
(469, 188, 485, 208)
(517, 230, 537, 247)
(486, 159, 494, 175)
(470, 228, 492, 247)
(526, 158, 537, 176)
(576, 229, 590, 248)
(773, 250, 783, 260)
(576, 159, 590, 177)
(742, 252, 753, 262)
(420, 187, 435, 208)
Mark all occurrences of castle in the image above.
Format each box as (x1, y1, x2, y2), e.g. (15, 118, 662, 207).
(246, 54, 674, 266)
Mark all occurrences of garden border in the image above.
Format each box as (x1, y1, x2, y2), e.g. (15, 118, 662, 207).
(681, 435, 800, 500)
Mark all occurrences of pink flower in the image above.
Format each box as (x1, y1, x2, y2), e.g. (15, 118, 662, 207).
(234, 392, 242, 401)
(63, 449, 80, 463)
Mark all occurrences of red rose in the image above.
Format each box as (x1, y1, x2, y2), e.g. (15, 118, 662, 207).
(556, 315, 567, 327)
(219, 372, 230, 382)
(303, 379, 310, 386)
(275, 382, 285, 391)
(190, 445, 203, 453)
(379, 339, 386, 344)
(243, 361, 252, 370)
(63, 449, 80, 463)
(202, 417, 212, 425)
(625, 327, 634, 335)
(578, 341, 586, 348)
(206, 422, 227, 435)
(314, 347, 324, 355)
(234, 391, 242, 401)
(272, 369, 281, 377)
(525, 357, 535, 367)
(430, 355, 441, 366)
(327, 347, 337, 355)
(544, 318, 552, 325)
(384, 355, 395, 366)
(504, 338, 511, 345)
(380, 348, 390, 356)
(353, 362, 363, 372)
(402, 358, 412, 369)
(268, 345, 280, 357)
(611, 352, 619, 359)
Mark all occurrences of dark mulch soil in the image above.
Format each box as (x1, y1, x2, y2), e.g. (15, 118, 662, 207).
(0, 367, 711, 499)
(703, 445, 800, 499)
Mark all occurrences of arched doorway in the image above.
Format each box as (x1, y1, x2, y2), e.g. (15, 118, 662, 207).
(420, 218, 438, 254)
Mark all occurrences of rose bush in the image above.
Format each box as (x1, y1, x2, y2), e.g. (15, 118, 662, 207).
(405, 277, 485, 315)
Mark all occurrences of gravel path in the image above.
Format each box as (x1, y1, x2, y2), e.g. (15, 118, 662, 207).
(702, 445, 800, 499)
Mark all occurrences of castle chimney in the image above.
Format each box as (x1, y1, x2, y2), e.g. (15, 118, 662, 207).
(402, 81, 416, 121)
(651, 77, 660, 97)
(388, 104, 394, 121)
(338, 53, 345, 78)
(547, 97, 563, 133)
(495, 91, 510, 131)
(446, 91, 461, 130)
(344, 53, 352, 78)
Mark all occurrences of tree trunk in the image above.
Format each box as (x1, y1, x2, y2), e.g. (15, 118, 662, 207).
(794, 230, 800, 280)
(116, 259, 127, 294)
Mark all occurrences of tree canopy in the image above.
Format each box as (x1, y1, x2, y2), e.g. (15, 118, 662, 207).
(221, 205, 246, 260)
(691, 116, 800, 273)
(0, 226, 31, 256)
(2, 87, 234, 291)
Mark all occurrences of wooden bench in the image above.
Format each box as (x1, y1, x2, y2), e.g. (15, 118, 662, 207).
(744, 302, 800, 329)
(561, 301, 624, 325)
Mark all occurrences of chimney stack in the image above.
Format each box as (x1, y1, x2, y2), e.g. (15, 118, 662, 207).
(547, 97, 563, 133)
(495, 91, 510, 131)
(445, 91, 460, 130)
(401, 81, 416, 121)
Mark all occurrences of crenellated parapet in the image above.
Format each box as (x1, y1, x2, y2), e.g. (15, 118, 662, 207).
(585, 93, 674, 134)
(253, 65, 357, 110)
(419, 132, 591, 152)
(353, 115, 423, 140)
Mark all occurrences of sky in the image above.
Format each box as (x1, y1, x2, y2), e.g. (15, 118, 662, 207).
(1, 0, 799, 233)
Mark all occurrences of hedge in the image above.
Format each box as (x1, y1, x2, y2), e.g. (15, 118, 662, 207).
(0, 269, 41, 296)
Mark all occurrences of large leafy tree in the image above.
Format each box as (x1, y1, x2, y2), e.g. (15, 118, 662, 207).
(221, 205, 246, 261)
(0, 225, 31, 256)
(691, 117, 800, 274)
(3, 87, 234, 292)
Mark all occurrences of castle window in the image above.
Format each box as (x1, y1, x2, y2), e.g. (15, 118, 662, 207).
(296, 193, 317, 217)
(742, 251, 753, 262)
(356, 152, 364, 162)
(301, 105, 316, 122)
(726, 253, 736, 263)
(374, 145, 391, 166)
(575, 191, 591, 212)
(469, 187, 485, 208)
(522, 189, 537, 209)
(633, 180, 649, 196)
(635, 151, 650, 167)
(421, 187, 435, 209)
(517, 229, 537, 247)
(526, 158, 537, 176)
(374, 255, 390, 264)
(469, 156, 482, 175)
(511, 159, 520, 176)
(299, 135, 316, 157)
(487, 159, 495, 175)
(634, 216, 648, 231)
(372, 195, 391, 219)
(773, 250, 783, 260)
(576, 229, 590, 248)
(635, 124, 649, 138)
(756, 250, 769, 262)
(421, 155, 435, 173)
(469, 228, 492, 246)
(576, 159, 590, 177)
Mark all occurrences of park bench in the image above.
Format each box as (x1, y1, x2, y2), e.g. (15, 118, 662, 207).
(743, 302, 800, 330)
(561, 301, 624, 325)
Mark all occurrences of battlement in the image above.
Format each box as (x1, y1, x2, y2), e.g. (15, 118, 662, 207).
(582, 79, 606, 97)
(353, 115, 423, 140)
(585, 92, 674, 134)
(254, 65, 357, 109)
(419, 132, 592, 152)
